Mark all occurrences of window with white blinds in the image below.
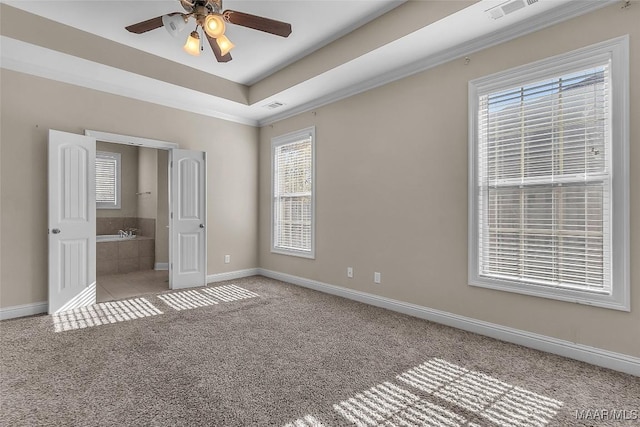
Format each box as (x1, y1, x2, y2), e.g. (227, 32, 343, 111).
(96, 151, 121, 209)
(271, 127, 315, 258)
(469, 37, 629, 311)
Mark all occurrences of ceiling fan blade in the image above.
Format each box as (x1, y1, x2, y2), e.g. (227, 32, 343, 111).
(125, 16, 165, 34)
(206, 33, 232, 63)
(223, 10, 292, 38)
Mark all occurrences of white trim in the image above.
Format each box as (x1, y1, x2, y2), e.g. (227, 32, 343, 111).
(154, 263, 169, 271)
(258, 0, 615, 126)
(0, 1, 612, 128)
(206, 268, 260, 284)
(270, 127, 316, 259)
(0, 301, 48, 321)
(258, 269, 640, 377)
(85, 130, 179, 150)
(0, 37, 258, 127)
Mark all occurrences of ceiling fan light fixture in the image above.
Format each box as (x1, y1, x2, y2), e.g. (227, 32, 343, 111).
(183, 31, 201, 56)
(162, 13, 187, 37)
(216, 34, 235, 56)
(203, 14, 226, 38)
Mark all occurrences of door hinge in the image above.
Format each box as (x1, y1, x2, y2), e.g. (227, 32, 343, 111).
(171, 212, 173, 219)
(170, 161, 173, 168)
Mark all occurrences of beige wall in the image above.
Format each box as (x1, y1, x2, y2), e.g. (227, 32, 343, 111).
(96, 142, 138, 218)
(259, 3, 640, 358)
(0, 70, 258, 308)
(137, 147, 157, 220)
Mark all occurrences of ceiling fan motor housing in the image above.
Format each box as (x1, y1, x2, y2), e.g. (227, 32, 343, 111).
(181, 0, 222, 14)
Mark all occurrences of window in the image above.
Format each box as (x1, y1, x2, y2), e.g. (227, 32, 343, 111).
(271, 127, 315, 258)
(96, 151, 121, 209)
(468, 37, 629, 310)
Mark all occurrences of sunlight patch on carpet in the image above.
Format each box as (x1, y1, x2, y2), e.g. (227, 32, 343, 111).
(202, 284, 260, 302)
(397, 358, 563, 426)
(157, 289, 219, 311)
(283, 414, 326, 427)
(285, 359, 563, 427)
(53, 298, 162, 332)
(333, 381, 467, 426)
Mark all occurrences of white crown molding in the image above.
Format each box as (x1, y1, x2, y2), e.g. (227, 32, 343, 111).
(258, 0, 616, 126)
(0, 0, 619, 128)
(0, 36, 259, 127)
(258, 268, 640, 377)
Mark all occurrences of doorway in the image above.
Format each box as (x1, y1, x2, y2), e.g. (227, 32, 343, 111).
(47, 129, 208, 314)
(95, 142, 170, 302)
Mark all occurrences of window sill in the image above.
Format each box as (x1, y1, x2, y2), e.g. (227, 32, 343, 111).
(271, 247, 315, 260)
(469, 275, 629, 312)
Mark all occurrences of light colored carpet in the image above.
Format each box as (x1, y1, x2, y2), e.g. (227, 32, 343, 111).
(1, 276, 638, 426)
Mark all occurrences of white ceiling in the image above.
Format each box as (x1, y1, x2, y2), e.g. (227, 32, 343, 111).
(4, 0, 404, 85)
(1, 0, 614, 126)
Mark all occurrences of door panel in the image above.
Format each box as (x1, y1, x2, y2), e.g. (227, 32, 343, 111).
(171, 149, 206, 289)
(48, 130, 96, 314)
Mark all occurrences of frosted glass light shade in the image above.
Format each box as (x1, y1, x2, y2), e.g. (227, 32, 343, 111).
(162, 14, 187, 37)
(203, 14, 226, 38)
(216, 34, 235, 56)
(183, 31, 201, 56)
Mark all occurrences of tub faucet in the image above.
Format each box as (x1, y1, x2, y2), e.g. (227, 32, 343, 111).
(118, 230, 127, 237)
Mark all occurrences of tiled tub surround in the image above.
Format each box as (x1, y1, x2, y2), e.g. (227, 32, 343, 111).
(97, 217, 156, 276)
(97, 236, 155, 276)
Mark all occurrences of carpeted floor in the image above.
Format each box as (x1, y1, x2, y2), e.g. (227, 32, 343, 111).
(1, 276, 638, 426)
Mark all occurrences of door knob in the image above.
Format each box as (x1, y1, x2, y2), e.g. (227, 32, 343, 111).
(199, 224, 205, 229)
(51, 228, 61, 234)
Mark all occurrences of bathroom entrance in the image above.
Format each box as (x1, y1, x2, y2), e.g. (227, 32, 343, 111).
(95, 142, 170, 302)
(47, 130, 208, 314)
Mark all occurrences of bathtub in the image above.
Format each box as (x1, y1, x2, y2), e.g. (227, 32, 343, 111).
(96, 234, 137, 242)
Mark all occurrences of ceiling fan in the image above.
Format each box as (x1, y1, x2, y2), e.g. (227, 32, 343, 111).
(125, 0, 292, 63)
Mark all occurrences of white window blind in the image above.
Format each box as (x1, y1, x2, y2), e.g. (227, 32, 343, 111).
(469, 37, 629, 311)
(478, 66, 611, 293)
(96, 151, 121, 209)
(272, 128, 315, 258)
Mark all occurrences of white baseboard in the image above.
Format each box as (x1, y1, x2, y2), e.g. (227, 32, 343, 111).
(258, 269, 640, 377)
(207, 268, 260, 284)
(154, 263, 169, 271)
(0, 301, 48, 321)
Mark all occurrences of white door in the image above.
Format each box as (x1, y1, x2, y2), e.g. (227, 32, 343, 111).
(48, 130, 96, 314)
(170, 149, 207, 289)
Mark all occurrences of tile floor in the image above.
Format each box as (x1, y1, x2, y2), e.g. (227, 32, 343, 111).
(97, 270, 169, 302)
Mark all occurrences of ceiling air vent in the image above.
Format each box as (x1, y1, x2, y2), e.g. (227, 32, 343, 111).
(501, 0, 526, 15)
(263, 101, 285, 110)
(487, 0, 536, 20)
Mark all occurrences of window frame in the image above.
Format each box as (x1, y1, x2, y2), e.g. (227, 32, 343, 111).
(96, 150, 122, 210)
(468, 36, 630, 311)
(270, 126, 316, 259)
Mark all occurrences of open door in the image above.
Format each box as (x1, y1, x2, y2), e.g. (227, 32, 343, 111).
(48, 130, 96, 314)
(170, 149, 207, 289)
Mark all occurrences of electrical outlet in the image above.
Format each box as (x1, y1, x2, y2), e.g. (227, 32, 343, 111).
(374, 272, 381, 284)
(224, 255, 230, 264)
(347, 267, 353, 278)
